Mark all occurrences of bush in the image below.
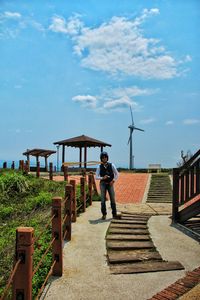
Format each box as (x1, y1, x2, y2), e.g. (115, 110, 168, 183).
(0, 171, 29, 198)
(0, 205, 15, 219)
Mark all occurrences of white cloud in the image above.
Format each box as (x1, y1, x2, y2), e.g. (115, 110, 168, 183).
(49, 15, 83, 35)
(72, 84, 154, 112)
(3, 11, 21, 19)
(0, 11, 44, 38)
(112, 86, 157, 98)
(165, 120, 174, 125)
(72, 94, 97, 108)
(140, 118, 156, 124)
(183, 119, 200, 125)
(103, 96, 135, 109)
(184, 55, 192, 62)
(49, 8, 189, 79)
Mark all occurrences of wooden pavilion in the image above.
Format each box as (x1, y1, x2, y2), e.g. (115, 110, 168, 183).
(23, 148, 56, 171)
(53, 134, 111, 168)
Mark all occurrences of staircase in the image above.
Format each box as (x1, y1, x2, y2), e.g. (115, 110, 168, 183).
(147, 174, 172, 203)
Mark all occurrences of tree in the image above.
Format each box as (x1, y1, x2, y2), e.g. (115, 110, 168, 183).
(177, 150, 193, 167)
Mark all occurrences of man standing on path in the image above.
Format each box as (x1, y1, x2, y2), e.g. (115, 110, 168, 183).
(95, 151, 120, 220)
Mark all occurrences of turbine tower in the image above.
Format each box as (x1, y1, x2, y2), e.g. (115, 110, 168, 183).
(127, 106, 144, 169)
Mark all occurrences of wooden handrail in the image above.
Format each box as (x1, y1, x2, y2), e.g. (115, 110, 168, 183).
(172, 149, 200, 223)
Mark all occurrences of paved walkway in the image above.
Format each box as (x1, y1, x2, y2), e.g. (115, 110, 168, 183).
(42, 202, 200, 300)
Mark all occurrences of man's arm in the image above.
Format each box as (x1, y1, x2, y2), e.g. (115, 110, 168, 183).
(111, 163, 119, 181)
(95, 165, 102, 180)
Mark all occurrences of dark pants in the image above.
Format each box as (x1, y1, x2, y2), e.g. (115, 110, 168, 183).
(100, 181, 117, 216)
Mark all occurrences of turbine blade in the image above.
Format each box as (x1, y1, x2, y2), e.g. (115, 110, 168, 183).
(127, 128, 133, 144)
(134, 127, 145, 132)
(130, 106, 134, 125)
(127, 135, 131, 145)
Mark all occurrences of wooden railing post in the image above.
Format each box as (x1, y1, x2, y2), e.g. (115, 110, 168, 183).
(36, 161, 40, 178)
(80, 177, 86, 212)
(18, 160, 22, 171)
(172, 168, 180, 223)
(21, 160, 24, 172)
(64, 184, 72, 241)
(91, 172, 98, 195)
(49, 162, 53, 180)
(13, 227, 34, 300)
(63, 166, 68, 181)
(52, 197, 63, 276)
(70, 179, 77, 222)
(24, 160, 29, 175)
(196, 160, 200, 194)
(88, 174, 93, 206)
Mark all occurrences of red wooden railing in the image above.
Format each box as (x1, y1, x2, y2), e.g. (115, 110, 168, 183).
(172, 149, 200, 223)
(0, 173, 98, 300)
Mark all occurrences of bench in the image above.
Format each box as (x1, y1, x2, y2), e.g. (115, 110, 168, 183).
(148, 164, 161, 173)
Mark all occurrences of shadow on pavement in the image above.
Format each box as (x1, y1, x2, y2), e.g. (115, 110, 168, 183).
(89, 218, 112, 224)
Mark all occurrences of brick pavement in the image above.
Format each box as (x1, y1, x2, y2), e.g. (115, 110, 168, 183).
(52, 172, 149, 204)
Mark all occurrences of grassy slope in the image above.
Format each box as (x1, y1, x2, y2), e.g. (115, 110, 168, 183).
(0, 170, 66, 298)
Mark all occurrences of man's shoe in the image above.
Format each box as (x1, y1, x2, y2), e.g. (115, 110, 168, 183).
(102, 215, 106, 220)
(113, 214, 121, 219)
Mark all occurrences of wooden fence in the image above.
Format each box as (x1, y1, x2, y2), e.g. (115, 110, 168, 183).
(172, 149, 200, 223)
(0, 173, 98, 300)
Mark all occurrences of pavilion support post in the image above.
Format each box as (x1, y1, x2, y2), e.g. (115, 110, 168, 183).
(36, 161, 40, 178)
(79, 147, 82, 168)
(101, 146, 103, 152)
(45, 156, 48, 172)
(11, 161, 15, 170)
(62, 145, 65, 164)
(84, 146, 87, 169)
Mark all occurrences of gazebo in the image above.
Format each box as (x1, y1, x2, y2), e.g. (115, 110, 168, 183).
(23, 148, 56, 171)
(53, 134, 111, 168)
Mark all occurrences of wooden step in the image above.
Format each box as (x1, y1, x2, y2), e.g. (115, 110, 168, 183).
(106, 240, 154, 250)
(121, 215, 149, 221)
(111, 219, 147, 225)
(110, 223, 148, 229)
(106, 234, 150, 241)
(107, 250, 162, 263)
(110, 261, 184, 274)
(108, 228, 149, 235)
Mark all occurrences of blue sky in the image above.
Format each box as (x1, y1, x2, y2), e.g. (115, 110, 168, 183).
(0, 0, 199, 168)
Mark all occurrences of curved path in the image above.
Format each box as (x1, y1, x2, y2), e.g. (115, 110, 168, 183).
(41, 173, 200, 299)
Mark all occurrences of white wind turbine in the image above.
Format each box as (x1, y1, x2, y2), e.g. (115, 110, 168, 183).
(127, 106, 144, 169)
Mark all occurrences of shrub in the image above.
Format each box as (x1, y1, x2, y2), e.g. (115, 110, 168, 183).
(0, 205, 15, 219)
(0, 172, 29, 198)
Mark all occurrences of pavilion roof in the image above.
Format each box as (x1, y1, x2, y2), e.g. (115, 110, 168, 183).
(23, 148, 56, 157)
(53, 134, 111, 148)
